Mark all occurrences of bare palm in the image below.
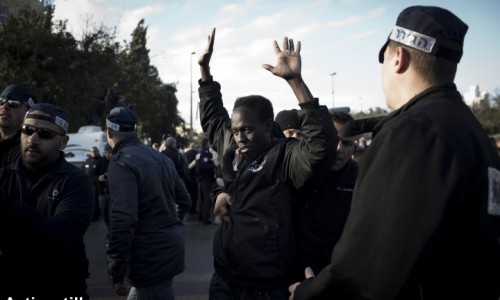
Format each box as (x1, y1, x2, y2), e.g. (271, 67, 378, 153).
(263, 37, 302, 81)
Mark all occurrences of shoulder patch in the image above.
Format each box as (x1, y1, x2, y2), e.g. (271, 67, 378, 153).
(488, 166, 500, 216)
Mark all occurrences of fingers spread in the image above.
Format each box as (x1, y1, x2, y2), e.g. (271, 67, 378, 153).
(262, 64, 274, 72)
(209, 27, 216, 50)
(273, 40, 281, 55)
(282, 36, 289, 51)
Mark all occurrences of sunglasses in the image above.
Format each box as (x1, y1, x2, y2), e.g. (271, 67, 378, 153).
(0, 97, 27, 109)
(21, 124, 64, 140)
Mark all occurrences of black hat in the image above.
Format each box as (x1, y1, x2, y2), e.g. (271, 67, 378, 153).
(378, 6, 468, 64)
(0, 84, 37, 108)
(275, 109, 299, 131)
(25, 103, 70, 133)
(106, 107, 137, 132)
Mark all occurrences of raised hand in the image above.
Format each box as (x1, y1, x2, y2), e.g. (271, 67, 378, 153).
(199, 28, 216, 81)
(263, 36, 313, 103)
(262, 37, 302, 81)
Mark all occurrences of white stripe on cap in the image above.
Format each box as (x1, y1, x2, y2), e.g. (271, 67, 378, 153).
(389, 25, 436, 54)
(106, 119, 121, 131)
(55, 116, 69, 132)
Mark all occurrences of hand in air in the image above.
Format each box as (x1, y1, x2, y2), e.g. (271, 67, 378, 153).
(199, 27, 216, 68)
(262, 37, 302, 81)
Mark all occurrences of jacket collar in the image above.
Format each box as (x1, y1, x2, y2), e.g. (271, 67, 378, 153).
(12, 151, 68, 177)
(373, 83, 459, 135)
(112, 134, 141, 154)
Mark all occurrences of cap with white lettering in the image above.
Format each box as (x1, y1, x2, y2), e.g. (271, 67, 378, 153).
(106, 106, 137, 132)
(378, 6, 468, 63)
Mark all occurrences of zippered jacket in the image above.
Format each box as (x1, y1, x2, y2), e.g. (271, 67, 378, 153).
(199, 78, 338, 289)
(106, 135, 192, 288)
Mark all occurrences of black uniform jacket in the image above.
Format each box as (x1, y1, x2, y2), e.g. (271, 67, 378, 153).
(0, 153, 94, 297)
(294, 83, 500, 300)
(107, 135, 192, 288)
(296, 160, 358, 276)
(199, 78, 338, 289)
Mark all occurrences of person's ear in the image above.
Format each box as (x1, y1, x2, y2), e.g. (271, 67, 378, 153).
(60, 135, 69, 150)
(106, 129, 113, 139)
(394, 46, 410, 73)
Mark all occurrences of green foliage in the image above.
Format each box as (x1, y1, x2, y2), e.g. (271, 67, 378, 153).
(0, 7, 185, 140)
(471, 93, 500, 136)
(352, 107, 390, 120)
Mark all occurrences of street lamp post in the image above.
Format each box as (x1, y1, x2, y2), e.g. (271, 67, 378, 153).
(190, 51, 196, 132)
(330, 72, 337, 108)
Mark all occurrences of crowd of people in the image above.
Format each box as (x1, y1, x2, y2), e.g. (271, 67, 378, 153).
(0, 5, 499, 300)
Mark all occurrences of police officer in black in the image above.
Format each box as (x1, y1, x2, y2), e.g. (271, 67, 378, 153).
(290, 6, 500, 300)
(0, 84, 37, 167)
(295, 111, 358, 278)
(196, 137, 216, 224)
(82, 146, 103, 220)
(0, 103, 94, 299)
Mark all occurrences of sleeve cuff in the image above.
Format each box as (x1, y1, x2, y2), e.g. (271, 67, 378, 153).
(298, 98, 320, 109)
(199, 76, 214, 86)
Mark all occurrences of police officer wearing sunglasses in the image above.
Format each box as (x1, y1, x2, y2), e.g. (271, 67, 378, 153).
(0, 84, 37, 167)
(0, 103, 94, 298)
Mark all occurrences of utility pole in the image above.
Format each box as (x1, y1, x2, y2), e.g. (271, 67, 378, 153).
(330, 72, 337, 108)
(190, 51, 196, 132)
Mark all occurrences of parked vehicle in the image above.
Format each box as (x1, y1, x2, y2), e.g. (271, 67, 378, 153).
(64, 126, 107, 168)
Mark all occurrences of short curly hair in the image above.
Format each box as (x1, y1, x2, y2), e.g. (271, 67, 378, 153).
(233, 95, 274, 123)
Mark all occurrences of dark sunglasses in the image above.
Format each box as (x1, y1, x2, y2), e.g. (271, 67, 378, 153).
(0, 97, 27, 109)
(21, 124, 64, 140)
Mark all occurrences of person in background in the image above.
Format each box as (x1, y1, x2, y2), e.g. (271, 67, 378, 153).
(295, 111, 358, 277)
(196, 137, 216, 224)
(275, 109, 303, 140)
(162, 136, 189, 186)
(290, 6, 500, 300)
(105, 106, 191, 299)
(185, 142, 200, 214)
(0, 103, 94, 298)
(198, 27, 337, 299)
(82, 146, 103, 221)
(96, 143, 113, 229)
(0, 84, 37, 167)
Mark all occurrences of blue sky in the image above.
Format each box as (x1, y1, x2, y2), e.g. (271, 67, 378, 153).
(53, 0, 500, 130)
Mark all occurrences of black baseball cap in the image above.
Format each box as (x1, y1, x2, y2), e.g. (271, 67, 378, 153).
(0, 84, 37, 108)
(379, 6, 468, 64)
(25, 103, 70, 134)
(106, 106, 137, 132)
(275, 109, 299, 131)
